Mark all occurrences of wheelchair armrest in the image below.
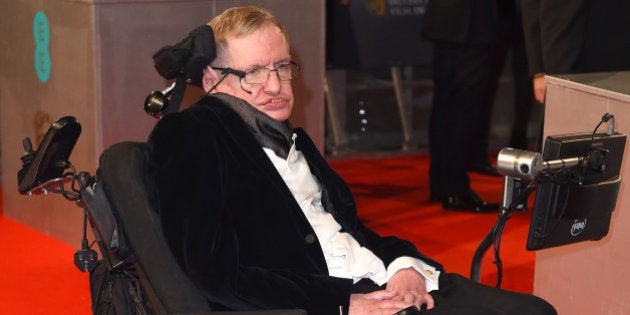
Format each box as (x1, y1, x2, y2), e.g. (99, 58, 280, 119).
(17, 116, 81, 195)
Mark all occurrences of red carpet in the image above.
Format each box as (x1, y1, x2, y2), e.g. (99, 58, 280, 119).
(0, 216, 91, 314)
(0, 153, 534, 314)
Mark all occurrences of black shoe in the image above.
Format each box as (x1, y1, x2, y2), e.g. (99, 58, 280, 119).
(468, 161, 501, 177)
(441, 192, 500, 213)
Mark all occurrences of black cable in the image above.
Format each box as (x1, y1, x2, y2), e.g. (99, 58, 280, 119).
(470, 178, 537, 286)
(590, 113, 614, 148)
(495, 179, 537, 287)
(492, 218, 505, 287)
(81, 207, 89, 245)
(47, 173, 81, 201)
(597, 113, 613, 133)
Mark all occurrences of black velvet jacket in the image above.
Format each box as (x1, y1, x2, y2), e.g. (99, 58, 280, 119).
(147, 95, 444, 314)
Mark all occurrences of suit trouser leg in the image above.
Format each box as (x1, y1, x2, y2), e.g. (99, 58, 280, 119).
(429, 41, 495, 196)
(425, 273, 557, 315)
(428, 43, 449, 196)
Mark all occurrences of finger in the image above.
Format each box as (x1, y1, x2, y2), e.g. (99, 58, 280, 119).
(401, 292, 416, 304)
(423, 294, 435, 310)
(364, 289, 398, 301)
(376, 299, 413, 311)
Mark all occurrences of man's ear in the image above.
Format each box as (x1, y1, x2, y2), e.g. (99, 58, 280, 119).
(202, 66, 218, 92)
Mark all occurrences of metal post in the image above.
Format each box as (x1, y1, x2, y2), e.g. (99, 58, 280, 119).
(391, 66, 413, 150)
(324, 72, 348, 154)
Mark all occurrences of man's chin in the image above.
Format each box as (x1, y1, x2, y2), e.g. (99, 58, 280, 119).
(262, 108, 291, 122)
(268, 113, 291, 122)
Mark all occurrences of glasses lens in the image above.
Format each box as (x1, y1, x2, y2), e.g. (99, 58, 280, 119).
(244, 63, 299, 84)
(277, 63, 299, 80)
(244, 68, 269, 84)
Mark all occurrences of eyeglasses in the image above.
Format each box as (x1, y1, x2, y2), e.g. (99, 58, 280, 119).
(211, 61, 300, 84)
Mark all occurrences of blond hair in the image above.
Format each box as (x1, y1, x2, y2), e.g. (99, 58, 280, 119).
(209, 6, 289, 62)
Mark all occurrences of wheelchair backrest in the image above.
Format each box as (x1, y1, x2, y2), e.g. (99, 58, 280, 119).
(95, 141, 212, 313)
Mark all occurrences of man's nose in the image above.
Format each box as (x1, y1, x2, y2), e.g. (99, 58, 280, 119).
(264, 70, 282, 93)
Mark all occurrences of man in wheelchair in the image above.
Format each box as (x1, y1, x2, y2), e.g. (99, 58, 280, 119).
(147, 6, 557, 315)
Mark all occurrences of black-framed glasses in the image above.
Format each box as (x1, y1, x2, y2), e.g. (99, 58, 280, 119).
(211, 61, 300, 85)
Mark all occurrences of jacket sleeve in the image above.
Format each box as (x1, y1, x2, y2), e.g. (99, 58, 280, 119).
(521, 0, 544, 76)
(521, 0, 587, 75)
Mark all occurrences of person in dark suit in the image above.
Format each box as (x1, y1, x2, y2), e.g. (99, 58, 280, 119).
(521, 0, 588, 104)
(521, 0, 630, 104)
(148, 6, 556, 315)
(490, 0, 537, 151)
(469, 0, 537, 173)
(421, 0, 501, 212)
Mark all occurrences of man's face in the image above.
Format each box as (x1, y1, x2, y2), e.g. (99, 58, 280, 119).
(205, 25, 294, 122)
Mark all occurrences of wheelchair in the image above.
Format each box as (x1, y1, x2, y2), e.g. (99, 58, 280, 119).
(17, 116, 306, 315)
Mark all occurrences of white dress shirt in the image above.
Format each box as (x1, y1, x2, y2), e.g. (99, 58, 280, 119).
(263, 133, 439, 292)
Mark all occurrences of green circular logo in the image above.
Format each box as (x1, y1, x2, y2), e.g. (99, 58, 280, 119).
(33, 11, 51, 83)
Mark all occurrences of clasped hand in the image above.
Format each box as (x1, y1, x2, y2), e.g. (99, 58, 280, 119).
(349, 268, 435, 314)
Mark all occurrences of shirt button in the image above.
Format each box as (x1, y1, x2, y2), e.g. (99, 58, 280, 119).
(425, 270, 433, 276)
(305, 234, 316, 244)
